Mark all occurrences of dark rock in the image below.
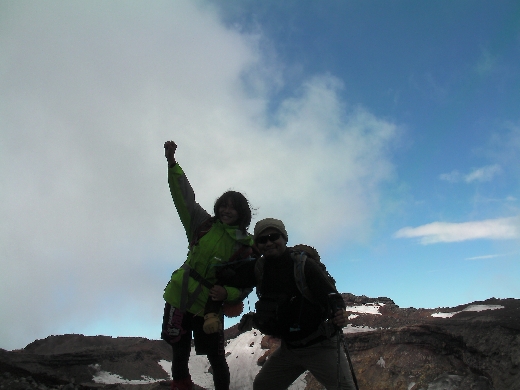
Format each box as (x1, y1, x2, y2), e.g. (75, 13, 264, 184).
(335, 296, 520, 389)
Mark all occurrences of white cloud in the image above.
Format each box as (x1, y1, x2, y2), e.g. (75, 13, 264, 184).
(439, 164, 501, 183)
(0, 1, 397, 349)
(439, 170, 461, 182)
(394, 216, 520, 244)
(465, 254, 504, 260)
(464, 164, 501, 183)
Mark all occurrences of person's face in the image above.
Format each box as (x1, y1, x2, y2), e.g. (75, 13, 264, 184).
(256, 228, 287, 259)
(218, 199, 239, 226)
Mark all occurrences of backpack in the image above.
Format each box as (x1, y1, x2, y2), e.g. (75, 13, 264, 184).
(254, 245, 336, 304)
(250, 245, 338, 338)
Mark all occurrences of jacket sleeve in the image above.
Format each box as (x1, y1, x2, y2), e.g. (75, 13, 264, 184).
(224, 286, 254, 304)
(219, 259, 258, 289)
(168, 164, 211, 242)
(304, 259, 345, 310)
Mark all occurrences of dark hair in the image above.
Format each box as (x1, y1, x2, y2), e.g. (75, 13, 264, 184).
(214, 191, 252, 232)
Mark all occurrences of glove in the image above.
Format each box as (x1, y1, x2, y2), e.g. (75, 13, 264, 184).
(203, 313, 222, 334)
(164, 141, 177, 167)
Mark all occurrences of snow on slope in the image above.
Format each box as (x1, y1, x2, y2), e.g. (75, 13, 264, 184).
(345, 302, 384, 316)
(431, 304, 504, 318)
(91, 330, 306, 389)
(188, 330, 306, 390)
(344, 302, 384, 333)
(91, 363, 157, 384)
(344, 324, 379, 333)
(224, 330, 264, 389)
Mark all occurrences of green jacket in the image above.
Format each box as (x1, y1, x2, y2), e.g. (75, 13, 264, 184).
(163, 164, 254, 316)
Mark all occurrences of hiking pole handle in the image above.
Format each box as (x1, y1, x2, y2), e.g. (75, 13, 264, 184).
(328, 293, 345, 326)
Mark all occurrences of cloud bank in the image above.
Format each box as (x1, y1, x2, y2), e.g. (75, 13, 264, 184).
(0, 1, 398, 349)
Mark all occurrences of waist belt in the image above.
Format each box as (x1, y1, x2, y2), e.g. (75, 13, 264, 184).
(286, 321, 336, 348)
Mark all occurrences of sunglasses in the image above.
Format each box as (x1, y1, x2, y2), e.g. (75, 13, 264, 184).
(256, 233, 281, 244)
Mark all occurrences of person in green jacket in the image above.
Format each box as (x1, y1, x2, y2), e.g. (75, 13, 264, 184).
(161, 140, 255, 390)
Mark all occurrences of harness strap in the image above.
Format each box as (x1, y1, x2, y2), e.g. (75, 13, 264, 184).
(187, 266, 214, 289)
(179, 263, 214, 312)
(179, 264, 190, 312)
(185, 282, 204, 313)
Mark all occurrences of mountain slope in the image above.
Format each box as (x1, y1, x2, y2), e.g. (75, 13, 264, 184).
(1, 294, 519, 390)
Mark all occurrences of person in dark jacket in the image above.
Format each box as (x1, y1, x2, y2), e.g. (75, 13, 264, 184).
(161, 140, 254, 390)
(221, 218, 357, 390)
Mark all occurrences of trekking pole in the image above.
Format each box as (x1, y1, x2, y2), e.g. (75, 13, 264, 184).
(328, 293, 359, 390)
(340, 332, 359, 390)
(336, 329, 342, 388)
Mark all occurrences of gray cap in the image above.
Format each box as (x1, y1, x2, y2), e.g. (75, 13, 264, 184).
(254, 218, 288, 241)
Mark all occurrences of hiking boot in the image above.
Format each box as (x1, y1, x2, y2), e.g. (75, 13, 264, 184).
(171, 376, 194, 390)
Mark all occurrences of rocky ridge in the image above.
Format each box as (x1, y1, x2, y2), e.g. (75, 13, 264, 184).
(339, 294, 520, 390)
(1, 295, 519, 390)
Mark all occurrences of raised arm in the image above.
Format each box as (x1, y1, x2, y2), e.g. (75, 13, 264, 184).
(164, 140, 210, 241)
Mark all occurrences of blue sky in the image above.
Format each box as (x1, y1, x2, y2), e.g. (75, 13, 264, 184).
(1, 0, 519, 350)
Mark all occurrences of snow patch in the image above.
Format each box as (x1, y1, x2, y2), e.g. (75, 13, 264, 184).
(344, 324, 379, 333)
(464, 304, 504, 312)
(187, 351, 214, 389)
(224, 330, 306, 390)
(431, 312, 457, 318)
(345, 303, 384, 315)
(225, 330, 264, 389)
(90, 364, 157, 385)
(431, 304, 504, 318)
(159, 360, 172, 378)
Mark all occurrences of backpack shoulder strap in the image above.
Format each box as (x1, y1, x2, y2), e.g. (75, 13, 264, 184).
(255, 251, 319, 303)
(254, 257, 265, 297)
(291, 251, 318, 304)
(190, 217, 216, 248)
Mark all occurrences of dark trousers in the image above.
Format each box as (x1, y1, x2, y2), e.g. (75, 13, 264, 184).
(163, 304, 230, 390)
(254, 336, 356, 390)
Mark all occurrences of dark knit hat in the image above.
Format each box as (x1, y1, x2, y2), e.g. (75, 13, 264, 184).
(254, 218, 288, 241)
